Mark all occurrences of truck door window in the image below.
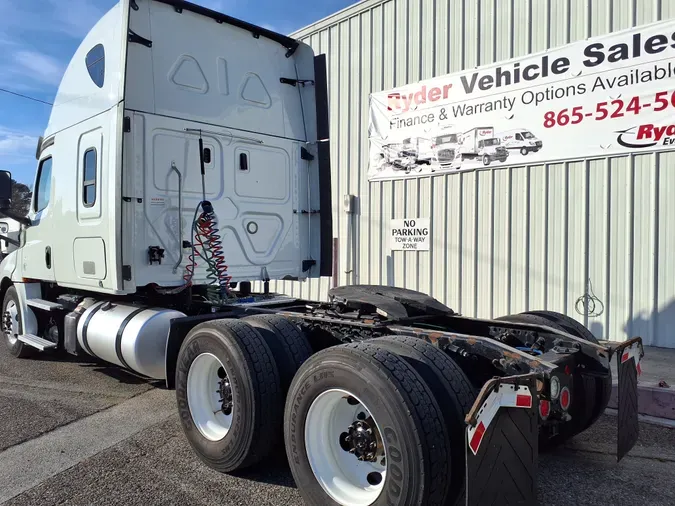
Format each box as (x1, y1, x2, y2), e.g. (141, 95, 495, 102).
(34, 157, 52, 213)
(86, 44, 105, 88)
(83, 148, 97, 207)
(516, 133, 523, 141)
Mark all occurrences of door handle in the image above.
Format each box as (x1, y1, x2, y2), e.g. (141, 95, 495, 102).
(45, 246, 51, 269)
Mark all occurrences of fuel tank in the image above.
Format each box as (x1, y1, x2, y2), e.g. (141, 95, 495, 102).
(77, 301, 186, 379)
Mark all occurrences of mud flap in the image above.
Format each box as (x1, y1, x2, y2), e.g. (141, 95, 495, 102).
(615, 338, 644, 462)
(465, 374, 539, 506)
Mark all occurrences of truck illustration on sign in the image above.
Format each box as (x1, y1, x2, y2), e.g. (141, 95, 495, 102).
(459, 126, 509, 166)
(378, 136, 434, 174)
(499, 128, 543, 156)
(432, 130, 462, 170)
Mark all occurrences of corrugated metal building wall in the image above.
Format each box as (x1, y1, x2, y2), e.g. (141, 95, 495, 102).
(264, 0, 675, 348)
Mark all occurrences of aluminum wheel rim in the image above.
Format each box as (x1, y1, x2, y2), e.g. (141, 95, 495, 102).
(187, 353, 233, 442)
(305, 389, 387, 506)
(3, 300, 19, 346)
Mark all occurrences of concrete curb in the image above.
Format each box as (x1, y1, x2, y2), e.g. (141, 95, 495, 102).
(608, 381, 675, 421)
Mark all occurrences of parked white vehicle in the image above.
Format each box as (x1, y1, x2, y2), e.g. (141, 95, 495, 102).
(499, 128, 543, 156)
(459, 127, 509, 166)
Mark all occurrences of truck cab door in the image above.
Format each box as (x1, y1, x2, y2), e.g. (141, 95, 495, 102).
(21, 150, 56, 282)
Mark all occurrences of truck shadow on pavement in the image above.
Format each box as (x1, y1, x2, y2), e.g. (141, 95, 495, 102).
(25, 349, 164, 387)
(82, 362, 165, 387)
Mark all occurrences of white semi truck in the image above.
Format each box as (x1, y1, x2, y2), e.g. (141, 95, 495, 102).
(0, 2, 644, 506)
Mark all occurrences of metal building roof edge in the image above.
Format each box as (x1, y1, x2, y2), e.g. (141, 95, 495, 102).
(291, 0, 387, 39)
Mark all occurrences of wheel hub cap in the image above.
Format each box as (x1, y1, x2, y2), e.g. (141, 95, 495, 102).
(340, 418, 379, 462)
(217, 374, 233, 416)
(3, 301, 18, 345)
(3, 311, 13, 334)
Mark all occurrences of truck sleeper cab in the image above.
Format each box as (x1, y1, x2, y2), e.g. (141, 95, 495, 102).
(0, 2, 644, 506)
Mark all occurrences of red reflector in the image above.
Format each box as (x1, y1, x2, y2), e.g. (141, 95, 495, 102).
(539, 399, 550, 419)
(516, 394, 532, 408)
(637, 362, 642, 376)
(621, 352, 629, 363)
(564, 365, 571, 376)
(560, 387, 571, 411)
(469, 422, 486, 454)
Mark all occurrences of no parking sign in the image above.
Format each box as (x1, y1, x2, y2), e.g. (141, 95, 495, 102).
(390, 219, 430, 251)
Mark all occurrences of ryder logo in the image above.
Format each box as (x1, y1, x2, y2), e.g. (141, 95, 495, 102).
(387, 83, 453, 113)
(616, 124, 675, 149)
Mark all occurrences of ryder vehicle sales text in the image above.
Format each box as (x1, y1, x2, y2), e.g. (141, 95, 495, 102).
(387, 30, 675, 115)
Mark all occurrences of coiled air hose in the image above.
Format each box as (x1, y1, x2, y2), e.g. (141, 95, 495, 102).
(195, 201, 231, 300)
(157, 131, 232, 302)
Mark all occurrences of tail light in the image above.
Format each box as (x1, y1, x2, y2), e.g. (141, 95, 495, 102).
(560, 387, 571, 411)
(539, 399, 550, 420)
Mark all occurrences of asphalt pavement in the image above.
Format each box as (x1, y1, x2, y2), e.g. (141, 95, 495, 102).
(1, 344, 675, 506)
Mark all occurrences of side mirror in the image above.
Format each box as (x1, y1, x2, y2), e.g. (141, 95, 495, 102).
(0, 171, 12, 210)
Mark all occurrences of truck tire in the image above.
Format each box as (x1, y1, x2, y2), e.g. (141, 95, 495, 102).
(482, 155, 490, 166)
(285, 342, 450, 506)
(371, 336, 476, 506)
(496, 312, 599, 447)
(522, 310, 611, 431)
(175, 319, 282, 473)
(520, 147, 529, 156)
(2, 286, 31, 358)
(242, 314, 312, 394)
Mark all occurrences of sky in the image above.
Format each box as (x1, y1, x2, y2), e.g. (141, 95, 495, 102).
(0, 0, 354, 186)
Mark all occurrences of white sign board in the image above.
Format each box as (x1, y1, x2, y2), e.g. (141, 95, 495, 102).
(390, 219, 430, 251)
(368, 19, 675, 181)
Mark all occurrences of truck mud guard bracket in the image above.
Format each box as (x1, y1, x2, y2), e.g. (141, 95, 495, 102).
(465, 373, 539, 506)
